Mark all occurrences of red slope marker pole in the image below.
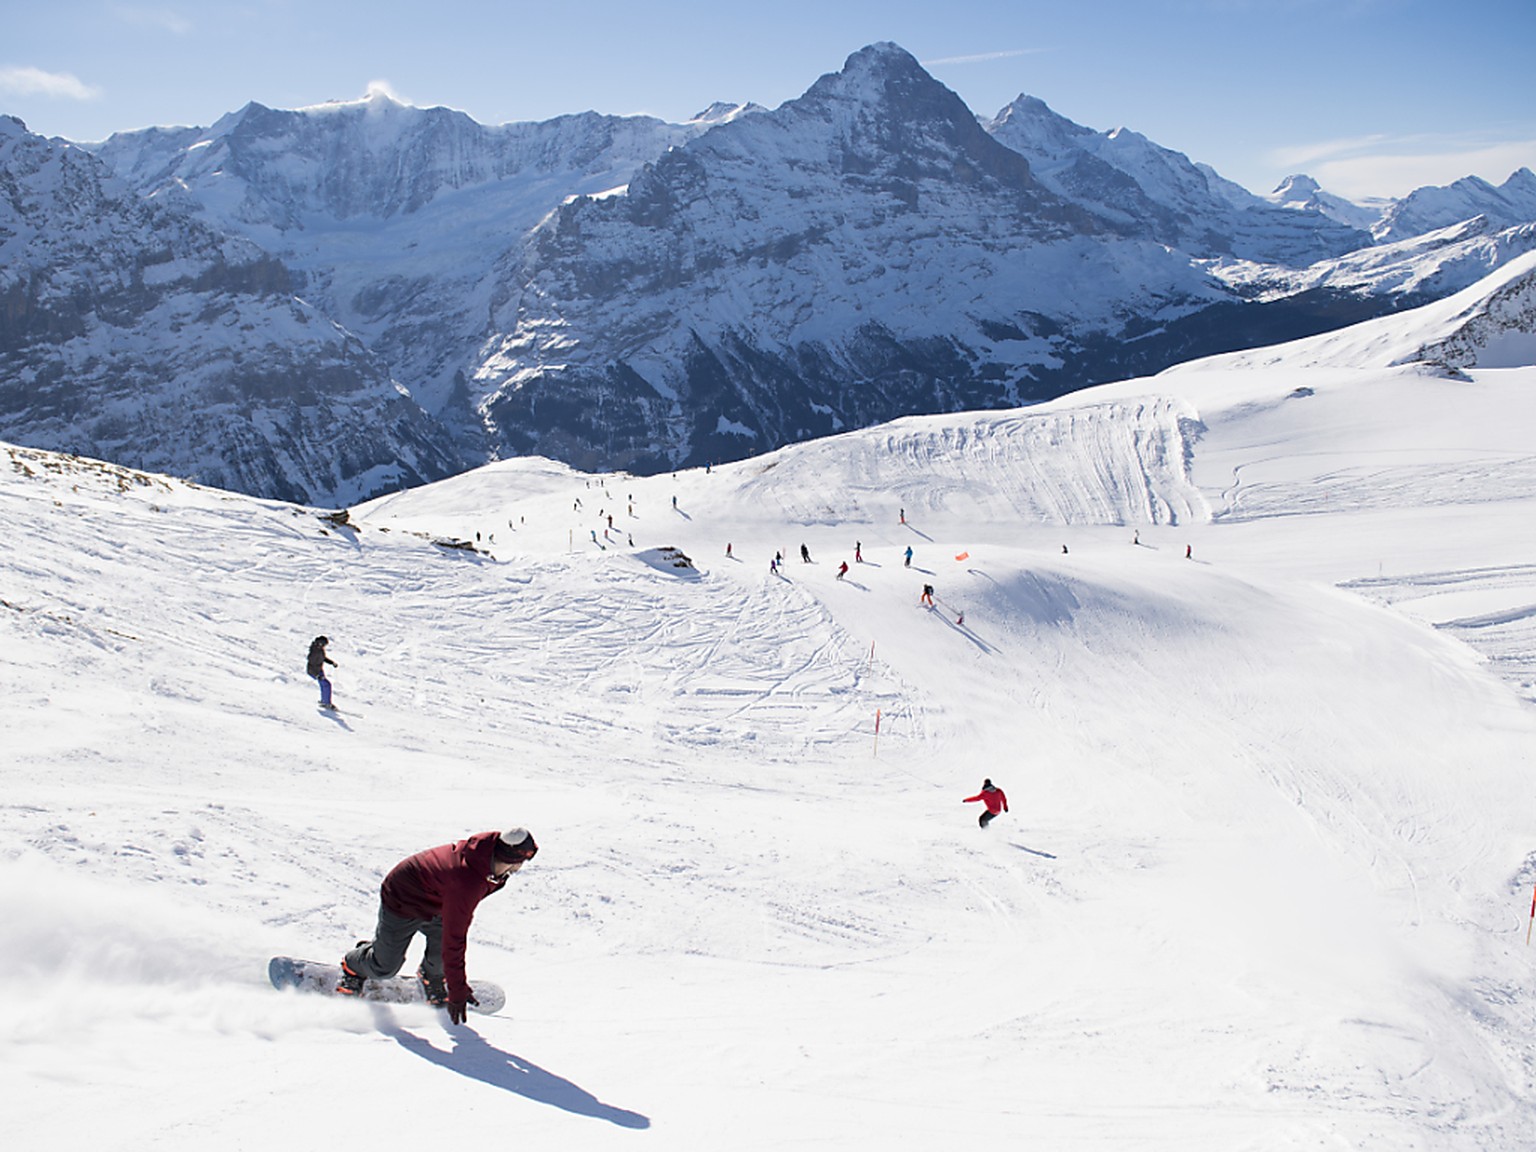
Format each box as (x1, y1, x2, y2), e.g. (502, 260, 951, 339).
(873, 708, 881, 758)
(1527, 883, 1535, 946)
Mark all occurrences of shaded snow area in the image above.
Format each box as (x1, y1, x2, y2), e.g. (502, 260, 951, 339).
(3, 354, 1535, 1149)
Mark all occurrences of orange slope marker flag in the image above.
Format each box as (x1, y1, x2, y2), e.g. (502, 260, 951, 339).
(954, 551, 969, 562)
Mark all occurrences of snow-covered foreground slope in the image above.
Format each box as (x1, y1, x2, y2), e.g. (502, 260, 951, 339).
(3, 350, 1535, 1147)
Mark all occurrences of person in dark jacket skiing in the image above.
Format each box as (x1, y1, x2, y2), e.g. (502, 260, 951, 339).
(340, 828, 539, 1023)
(963, 779, 1009, 828)
(307, 636, 337, 709)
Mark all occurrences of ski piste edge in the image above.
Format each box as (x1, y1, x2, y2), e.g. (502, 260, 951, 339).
(267, 956, 506, 1015)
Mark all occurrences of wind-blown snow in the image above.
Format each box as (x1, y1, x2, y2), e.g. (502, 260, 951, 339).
(3, 276, 1535, 1148)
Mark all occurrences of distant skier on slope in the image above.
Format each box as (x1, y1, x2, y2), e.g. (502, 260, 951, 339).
(307, 636, 337, 710)
(837, 560, 849, 580)
(963, 779, 1009, 828)
(800, 543, 811, 563)
(920, 583, 934, 607)
(339, 828, 539, 1024)
(904, 546, 913, 568)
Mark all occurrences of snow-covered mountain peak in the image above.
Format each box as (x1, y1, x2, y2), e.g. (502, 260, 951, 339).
(1271, 174, 1323, 202)
(689, 101, 767, 125)
(1375, 167, 1536, 242)
(1265, 173, 1382, 231)
(797, 41, 972, 123)
(985, 94, 1093, 153)
(984, 97, 1368, 265)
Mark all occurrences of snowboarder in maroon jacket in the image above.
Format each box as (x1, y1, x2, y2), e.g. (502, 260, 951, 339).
(340, 828, 538, 1023)
(963, 779, 1009, 828)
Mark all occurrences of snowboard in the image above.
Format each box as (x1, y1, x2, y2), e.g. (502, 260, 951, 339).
(268, 956, 506, 1015)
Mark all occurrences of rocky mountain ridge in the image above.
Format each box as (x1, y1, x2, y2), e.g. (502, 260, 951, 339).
(0, 115, 462, 503)
(3, 43, 1533, 500)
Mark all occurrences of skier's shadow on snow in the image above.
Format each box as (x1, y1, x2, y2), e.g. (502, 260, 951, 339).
(381, 1017, 650, 1128)
(1013, 843, 1057, 859)
(930, 605, 995, 654)
(318, 708, 352, 731)
(904, 524, 934, 542)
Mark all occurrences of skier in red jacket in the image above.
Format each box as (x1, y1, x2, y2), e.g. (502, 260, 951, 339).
(963, 779, 1009, 828)
(339, 828, 538, 1023)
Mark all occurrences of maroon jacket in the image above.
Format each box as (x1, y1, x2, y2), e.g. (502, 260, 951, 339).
(380, 831, 508, 1002)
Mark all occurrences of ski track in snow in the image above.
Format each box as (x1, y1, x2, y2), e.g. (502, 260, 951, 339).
(3, 360, 1536, 1150)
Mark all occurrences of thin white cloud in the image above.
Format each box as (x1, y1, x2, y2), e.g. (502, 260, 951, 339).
(922, 49, 1045, 67)
(1269, 132, 1536, 199)
(0, 66, 101, 101)
(113, 6, 194, 36)
(1269, 134, 1390, 171)
(1314, 143, 1536, 200)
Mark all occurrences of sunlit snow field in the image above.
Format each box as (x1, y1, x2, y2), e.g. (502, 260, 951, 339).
(3, 298, 1535, 1148)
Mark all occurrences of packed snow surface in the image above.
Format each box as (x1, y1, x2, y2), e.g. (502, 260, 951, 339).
(3, 341, 1535, 1146)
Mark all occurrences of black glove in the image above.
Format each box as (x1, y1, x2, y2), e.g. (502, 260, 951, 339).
(447, 991, 479, 1025)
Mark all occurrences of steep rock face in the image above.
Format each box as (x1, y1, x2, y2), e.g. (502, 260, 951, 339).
(0, 116, 461, 505)
(91, 96, 714, 420)
(984, 96, 1371, 266)
(474, 44, 1239, 472)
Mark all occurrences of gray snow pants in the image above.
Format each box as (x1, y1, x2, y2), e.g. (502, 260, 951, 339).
(344, 902, 444, 981)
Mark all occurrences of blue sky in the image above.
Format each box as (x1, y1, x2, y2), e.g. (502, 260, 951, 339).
(4, 0, 1533, 200)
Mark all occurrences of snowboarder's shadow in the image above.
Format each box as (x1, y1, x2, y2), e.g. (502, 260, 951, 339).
(319, 708, 352, 730)
(1013, 843, 1057, 859)
(673, 508, 692, 521)
(904, 525, 934, 542)
(937, 611, 995, 654)
(380, 1014, 649, 1129)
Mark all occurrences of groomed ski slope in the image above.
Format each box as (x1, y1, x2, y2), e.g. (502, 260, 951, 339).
(3, 355, 1535, 1148)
